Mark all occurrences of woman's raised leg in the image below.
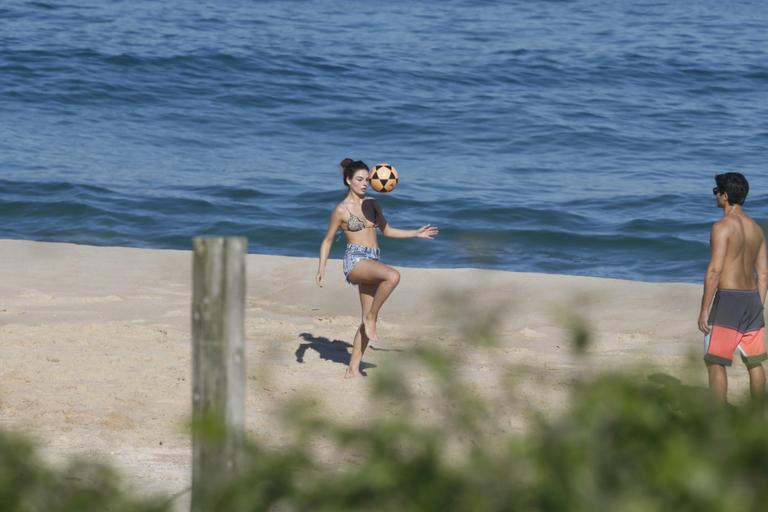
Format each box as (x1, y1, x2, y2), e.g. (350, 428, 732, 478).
(347, 260, 400, 342)
(345, 283, 376, 378)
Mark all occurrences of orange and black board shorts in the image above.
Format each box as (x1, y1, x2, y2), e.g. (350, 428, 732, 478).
(704, 289, 767, 366)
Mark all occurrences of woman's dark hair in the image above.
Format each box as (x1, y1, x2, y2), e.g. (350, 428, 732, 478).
(340, 158, 369, 188)
(715, 172, 749, 205)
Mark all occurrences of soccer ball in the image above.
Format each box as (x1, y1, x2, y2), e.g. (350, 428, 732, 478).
(369, 163, 399, 193)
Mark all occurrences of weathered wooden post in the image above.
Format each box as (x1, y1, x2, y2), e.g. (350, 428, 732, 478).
(191, 237, 246, 512)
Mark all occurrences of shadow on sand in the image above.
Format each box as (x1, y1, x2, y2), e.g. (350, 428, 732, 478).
(647, 372, 706, 393)
(296, 332, 377, 372)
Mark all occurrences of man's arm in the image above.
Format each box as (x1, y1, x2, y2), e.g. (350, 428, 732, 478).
(699, 222, 728, 334)
(756, 237, 768, 304)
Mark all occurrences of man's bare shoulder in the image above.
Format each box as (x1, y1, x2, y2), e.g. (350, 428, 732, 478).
(727, 213, 764, 234)
(742, 213, 762, 228)
(743, 215, 766, 240)
(712, 214, 765, 242)
(711, 217, 733, 232)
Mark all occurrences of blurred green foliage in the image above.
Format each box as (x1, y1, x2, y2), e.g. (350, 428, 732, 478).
(199, 307, 768, 512)
(199, 365, 768, 512)
(0, 430, 168, 511)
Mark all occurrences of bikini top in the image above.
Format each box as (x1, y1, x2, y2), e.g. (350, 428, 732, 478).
(344, 204, 376, 232)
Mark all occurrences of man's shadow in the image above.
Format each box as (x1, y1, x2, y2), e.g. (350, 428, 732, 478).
(647, 372, 706, 394)
(296, 332, 378, 371)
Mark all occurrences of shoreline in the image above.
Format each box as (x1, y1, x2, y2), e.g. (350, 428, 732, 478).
(0, 236, 704, 286)
(0, 239, 744, 508)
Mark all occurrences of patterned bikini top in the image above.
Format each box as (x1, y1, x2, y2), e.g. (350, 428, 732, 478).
(345, 204, 376, 232)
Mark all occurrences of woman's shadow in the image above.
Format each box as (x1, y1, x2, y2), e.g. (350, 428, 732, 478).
(295, 332, 377, 372)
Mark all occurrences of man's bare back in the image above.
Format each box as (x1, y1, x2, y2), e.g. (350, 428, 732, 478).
(714, 213, 765, 290)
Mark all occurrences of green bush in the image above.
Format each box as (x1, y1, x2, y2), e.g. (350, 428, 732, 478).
(199, 367, 768, 512)
(0, 431, 169, 512)
(200, 323, 768, 512)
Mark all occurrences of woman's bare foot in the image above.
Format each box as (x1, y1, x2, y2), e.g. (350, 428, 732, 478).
(363, 313, 378, 342)
(344, 368, 363, 379)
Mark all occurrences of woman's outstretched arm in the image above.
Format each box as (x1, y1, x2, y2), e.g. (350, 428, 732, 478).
(316, 207, 343, 287)
(372, 199, 438, 239)
(382, 224, 439, 239)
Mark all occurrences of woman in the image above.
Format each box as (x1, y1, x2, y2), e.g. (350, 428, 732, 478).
(316, 158, 438, 378)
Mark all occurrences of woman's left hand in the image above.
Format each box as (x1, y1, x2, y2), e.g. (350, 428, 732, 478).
(416, 224, 439, 239)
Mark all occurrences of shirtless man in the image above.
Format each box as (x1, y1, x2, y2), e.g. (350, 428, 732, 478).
(698, 172, 768, 403)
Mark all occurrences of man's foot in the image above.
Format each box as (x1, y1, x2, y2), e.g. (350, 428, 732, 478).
(344, 368, 362, 379)
(363, 313, 378, 342)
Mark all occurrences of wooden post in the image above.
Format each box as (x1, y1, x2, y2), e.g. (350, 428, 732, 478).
(191, 237, 246, 512)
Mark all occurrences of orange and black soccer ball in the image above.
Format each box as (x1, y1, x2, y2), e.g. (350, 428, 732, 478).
(369, 163, 399, 193)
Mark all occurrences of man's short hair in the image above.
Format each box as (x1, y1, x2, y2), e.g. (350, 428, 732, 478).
(715, 172, 749, 205)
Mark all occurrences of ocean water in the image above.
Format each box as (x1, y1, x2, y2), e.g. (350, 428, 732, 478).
(1, 0, 767, 282)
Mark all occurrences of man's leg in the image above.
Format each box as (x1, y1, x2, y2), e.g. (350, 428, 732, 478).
(706, 361, 728, 403)
(747, 363, 765, 402)
(737, 324, 766, 403)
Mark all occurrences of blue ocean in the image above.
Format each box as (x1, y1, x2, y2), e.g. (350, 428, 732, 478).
(2, 0, 766, 282)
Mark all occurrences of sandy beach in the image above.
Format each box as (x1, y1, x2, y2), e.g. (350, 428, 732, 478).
(0, 239, 748, 506)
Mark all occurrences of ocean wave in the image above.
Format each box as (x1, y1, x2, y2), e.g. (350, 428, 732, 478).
(1, 0, 766, 282)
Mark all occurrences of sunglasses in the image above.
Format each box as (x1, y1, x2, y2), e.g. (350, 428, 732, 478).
(713, 187, 722, 196)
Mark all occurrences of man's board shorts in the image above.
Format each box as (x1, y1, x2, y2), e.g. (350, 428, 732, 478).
(343, 243, 380, 284)
(704, 289, 767, 366)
